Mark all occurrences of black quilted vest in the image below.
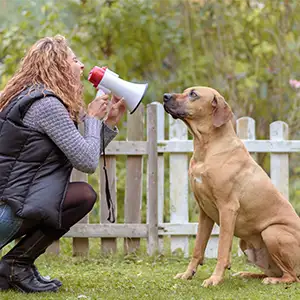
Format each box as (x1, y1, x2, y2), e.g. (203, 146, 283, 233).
(0, 87, 73, 228)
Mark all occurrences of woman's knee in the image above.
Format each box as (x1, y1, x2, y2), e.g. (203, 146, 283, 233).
(81, 183, 97, 209)
(64, 181, 97, 212)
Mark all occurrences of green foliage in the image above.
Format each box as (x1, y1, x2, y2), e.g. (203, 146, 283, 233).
(2, 0, 298, 132)
(0, 0, 299, 219)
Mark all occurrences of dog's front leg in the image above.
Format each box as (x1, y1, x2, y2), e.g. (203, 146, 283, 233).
(175, 207, 214, 280)
(202, 203, 239, 287)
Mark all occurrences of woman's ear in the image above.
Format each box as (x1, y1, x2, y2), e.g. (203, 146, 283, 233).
(211, 95, 233, 127)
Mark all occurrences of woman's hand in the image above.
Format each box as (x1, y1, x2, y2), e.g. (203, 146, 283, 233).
(87, 94, 109, 120)
(105, 95, 126, 128)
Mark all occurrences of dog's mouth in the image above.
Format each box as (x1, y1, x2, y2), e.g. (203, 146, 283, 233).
(163, 103, 187, 120)
(164, 104, 177, 119)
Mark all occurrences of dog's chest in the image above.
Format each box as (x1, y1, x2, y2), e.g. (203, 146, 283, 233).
(190, 172, 211, 203)
(189, 163, 208, 192)
(189, 164, 218, 220)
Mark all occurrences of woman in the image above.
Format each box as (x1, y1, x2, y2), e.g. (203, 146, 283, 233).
(0, 35, 126, 293)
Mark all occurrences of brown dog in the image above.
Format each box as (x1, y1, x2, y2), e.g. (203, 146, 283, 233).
(163, 86, 300, 287)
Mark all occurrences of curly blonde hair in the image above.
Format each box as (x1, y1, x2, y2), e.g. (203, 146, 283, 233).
(0, 35, 83, 121)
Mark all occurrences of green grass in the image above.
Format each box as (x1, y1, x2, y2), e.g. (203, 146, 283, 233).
(1, 238, 300, 300)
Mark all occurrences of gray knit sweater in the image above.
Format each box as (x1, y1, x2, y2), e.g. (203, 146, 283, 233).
(23, 96, 118, 174)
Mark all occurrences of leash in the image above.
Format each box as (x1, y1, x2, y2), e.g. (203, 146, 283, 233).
(102, 124, 115, 223)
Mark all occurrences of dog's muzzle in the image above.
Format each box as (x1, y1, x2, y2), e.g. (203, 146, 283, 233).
(163, 93, 175, 117)
(163, 93, 187, 119)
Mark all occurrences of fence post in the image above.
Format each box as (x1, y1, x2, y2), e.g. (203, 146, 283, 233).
(270, 121, 289, 200)
(152, 102, 165, 254)
(45, 237, 59, 256)
(124, 104, 144, 254)
(237, 117, 256, 140)
(236, 117, 256, 257)
(169, 116, 189, 257)
(237, 116, 257, 160)
(71, 169, 89, 256)
(147, 103, 158, 255)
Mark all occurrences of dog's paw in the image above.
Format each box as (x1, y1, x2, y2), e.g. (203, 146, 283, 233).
(202, 275, 223, 287)
(262, 277, 279, 285)
(262, 276, 298, 285)
(174, 270, 195, 280)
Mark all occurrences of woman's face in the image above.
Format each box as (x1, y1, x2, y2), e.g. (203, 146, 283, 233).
(67, 48, 84, 81)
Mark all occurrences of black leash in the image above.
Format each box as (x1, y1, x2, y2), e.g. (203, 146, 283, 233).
(102, 124, 115, 223)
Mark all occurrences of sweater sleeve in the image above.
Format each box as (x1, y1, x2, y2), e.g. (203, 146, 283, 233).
(22, 96, 118, 174)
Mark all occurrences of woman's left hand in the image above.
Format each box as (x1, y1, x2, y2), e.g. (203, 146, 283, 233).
(105, 95, 126, 128)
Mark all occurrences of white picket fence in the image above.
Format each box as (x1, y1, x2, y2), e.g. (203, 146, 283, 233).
(50, 102, 300, 258)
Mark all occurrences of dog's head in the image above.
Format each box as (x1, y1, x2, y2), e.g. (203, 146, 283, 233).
(163, 86, 233, 128)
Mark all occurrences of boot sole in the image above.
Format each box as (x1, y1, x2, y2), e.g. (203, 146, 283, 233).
(10, 283, 58, 293)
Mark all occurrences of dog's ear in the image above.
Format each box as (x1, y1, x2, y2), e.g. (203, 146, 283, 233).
(211, 95, 233, 127)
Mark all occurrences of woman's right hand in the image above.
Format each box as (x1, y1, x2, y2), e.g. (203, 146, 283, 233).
(87, 94, 109, 120)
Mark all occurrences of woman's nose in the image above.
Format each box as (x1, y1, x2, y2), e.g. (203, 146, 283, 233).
(79, 60, 84, 70)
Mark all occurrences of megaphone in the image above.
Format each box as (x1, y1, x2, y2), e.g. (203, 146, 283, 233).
(88, 66, 148, 114)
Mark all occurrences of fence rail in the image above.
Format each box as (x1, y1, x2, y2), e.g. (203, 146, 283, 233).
(45, 102, 299, 258)
(98, 140, 300, 155)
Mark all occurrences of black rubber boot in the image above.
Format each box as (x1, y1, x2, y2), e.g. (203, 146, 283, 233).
(0, 228, 67, 293)
(0, 259, 57, 293)
(32, 264, 62, 287)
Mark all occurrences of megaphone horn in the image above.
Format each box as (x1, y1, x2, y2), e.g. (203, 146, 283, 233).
(88, 66, 148, 114)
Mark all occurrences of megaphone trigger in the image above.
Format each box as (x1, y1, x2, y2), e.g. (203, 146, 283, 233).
(96, 89, 106, 97)
(96, 86, 111, 97)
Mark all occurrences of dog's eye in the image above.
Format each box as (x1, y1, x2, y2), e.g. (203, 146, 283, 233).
(189, 90, 198, 99)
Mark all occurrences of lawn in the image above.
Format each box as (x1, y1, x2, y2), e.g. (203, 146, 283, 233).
(1, 238, 300, 300)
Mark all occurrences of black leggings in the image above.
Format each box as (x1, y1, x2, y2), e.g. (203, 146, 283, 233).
(14, 182, 97, 239)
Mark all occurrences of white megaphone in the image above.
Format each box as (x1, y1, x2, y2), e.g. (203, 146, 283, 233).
(88, 66, 148, 114)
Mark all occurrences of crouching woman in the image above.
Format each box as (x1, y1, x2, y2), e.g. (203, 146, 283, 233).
(0, 35, 126, 293)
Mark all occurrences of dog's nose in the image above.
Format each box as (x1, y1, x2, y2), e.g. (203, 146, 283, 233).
(163, 93, 173, 103)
